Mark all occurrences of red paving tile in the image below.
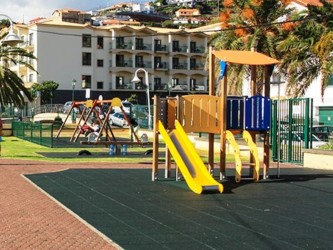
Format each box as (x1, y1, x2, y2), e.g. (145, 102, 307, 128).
(0, 159, 151, 249)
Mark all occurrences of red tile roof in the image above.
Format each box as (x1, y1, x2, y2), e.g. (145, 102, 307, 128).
(293, 0, 333, 6)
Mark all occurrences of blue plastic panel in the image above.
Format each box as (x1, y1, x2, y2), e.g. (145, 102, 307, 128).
(244, 95, 271, 131)
(226, 96, 244, 130)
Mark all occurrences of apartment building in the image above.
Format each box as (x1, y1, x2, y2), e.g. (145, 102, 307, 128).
(13, 18, 208, 104)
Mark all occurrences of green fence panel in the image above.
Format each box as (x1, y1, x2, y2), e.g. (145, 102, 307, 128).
(12, 121, 53, 148)
(271, 98, 313, 164)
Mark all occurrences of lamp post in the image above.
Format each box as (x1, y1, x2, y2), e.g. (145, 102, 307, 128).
(131, 68, 152, 130)
(71, 79, 76, 123)
(271, 72, 285, 178)
(167, 82, 172, 97)
(0, 14, 23, 47)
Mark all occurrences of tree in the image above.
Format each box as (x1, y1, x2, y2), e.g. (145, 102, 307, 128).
(277, 0, 333, 97)
(30, 81, 59, 105)
(0, 32, 36, 108)
(210, 0, 295, 95)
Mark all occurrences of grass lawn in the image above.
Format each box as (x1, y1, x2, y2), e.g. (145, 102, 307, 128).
(0, 136, 248, 163)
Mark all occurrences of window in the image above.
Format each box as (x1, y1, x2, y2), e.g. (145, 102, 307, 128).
(29, 73, 34, 82)
(29, 33, 34, 46)
(82, 52, 92, 66)
(97, 81, 104, 89)
(190, 58, 196, 69)
(172, 40, 180, 52)
(97, 59, 104, 67)
(328, 74, 333, 86)
(135, 56, 144, 67)
(82, 75, 91, 88)
(190, 41, 196, 52)
(154, 57, 162, 68)
(82, 34, 92, 47)
(172, 57, 179, 69)
(116, 55, 125, 67)
(97, 36, 103, 49)
(154, 78, 162, 90)
(172, 78, 179, 87)
(116, 37, 125, 47)
(135, 38, 144, 50)
(116, 76, 124, 88)
(190, 79, 196, 90)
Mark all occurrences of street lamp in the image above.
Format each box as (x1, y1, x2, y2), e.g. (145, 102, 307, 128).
(71, 78, 76, 123)
(271, 72, 285, 178)
(0, 14, 23, 47)
(131, 68, 152, 130)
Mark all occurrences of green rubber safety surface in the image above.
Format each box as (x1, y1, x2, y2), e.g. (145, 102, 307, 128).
(26, 168, 333, 249)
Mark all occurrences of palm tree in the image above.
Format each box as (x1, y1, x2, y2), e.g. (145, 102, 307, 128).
(210, 0, 296, 95)
(0, 33, 35, 109)
(277, 0, 333, 97)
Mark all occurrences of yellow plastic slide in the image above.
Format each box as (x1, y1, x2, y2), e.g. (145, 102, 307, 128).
(158, 120, 223, 194)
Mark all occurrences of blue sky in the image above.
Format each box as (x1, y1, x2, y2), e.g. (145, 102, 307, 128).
(1, 0, 138, 23)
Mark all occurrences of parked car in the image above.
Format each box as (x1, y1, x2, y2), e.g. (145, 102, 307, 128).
(112, 101, 134, 114)
(312, 125, 333, 142)
(281, 132, 327, 149)
(63, 101, 80, 114)
(109, 112, 129, 127)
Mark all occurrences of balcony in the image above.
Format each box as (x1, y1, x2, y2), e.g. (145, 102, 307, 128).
(135, 61, 152, 68)
(116, 42, 132, 50)
(135, 44, 152, 51)
(116, 82, 133, 90)
(154, 62, 168, 70)
(154, 44, 168, 52)
(172, 46, 188, 53)
(190, 46, 205, 53)
(116, 60, 133, 67)
(171, 84, 188, 91)
(190, 63, 205, 70)
(172, 63, 188, 70)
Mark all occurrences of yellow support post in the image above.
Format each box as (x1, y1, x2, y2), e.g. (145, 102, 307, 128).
(225, 130, 243, 183)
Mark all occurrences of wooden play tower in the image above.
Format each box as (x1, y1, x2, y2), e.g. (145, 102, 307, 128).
(152, 48, 279, 184)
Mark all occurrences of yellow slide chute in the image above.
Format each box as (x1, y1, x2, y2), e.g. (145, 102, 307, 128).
(158, 120, 223, 194)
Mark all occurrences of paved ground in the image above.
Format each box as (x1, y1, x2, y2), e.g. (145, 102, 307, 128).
(1, 159, 332, 249)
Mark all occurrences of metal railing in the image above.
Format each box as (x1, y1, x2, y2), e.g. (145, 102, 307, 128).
(12, 121, 54, 148)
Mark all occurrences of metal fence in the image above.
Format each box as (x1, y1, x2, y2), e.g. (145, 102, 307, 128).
(271, 98, 313, 164)
(12, 121, 54, 148)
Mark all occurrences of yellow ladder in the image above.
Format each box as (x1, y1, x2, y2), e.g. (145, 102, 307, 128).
(226, 130, 260, 182)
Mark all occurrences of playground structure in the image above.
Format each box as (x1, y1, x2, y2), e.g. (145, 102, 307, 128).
(56, 97, 147, 146)
(152, 48, 279, 194)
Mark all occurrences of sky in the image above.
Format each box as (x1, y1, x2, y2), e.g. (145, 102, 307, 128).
(0, 0, 123, 23)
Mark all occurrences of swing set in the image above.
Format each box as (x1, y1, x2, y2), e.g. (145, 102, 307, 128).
(56, 97, 150, 147)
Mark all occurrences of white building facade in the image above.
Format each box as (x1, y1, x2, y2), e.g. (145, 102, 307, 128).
(13, 19, 209, 105)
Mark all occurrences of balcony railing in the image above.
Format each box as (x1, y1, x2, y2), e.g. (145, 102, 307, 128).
(135, 44, 152, 51)
(171, 84, 188, 91)
(117, 82, 133, 89)
(190, 46, 205, 53)
(172, 63, 188, 70)
(172, 46, 188, 53)
(154, 62, 168, 70)
(135, 61, 152, 68)
(116, 42, 132, 49)
(154, 44, 168, 52)
(190, 63, 205, 70)
(116, 60, 133, 67)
